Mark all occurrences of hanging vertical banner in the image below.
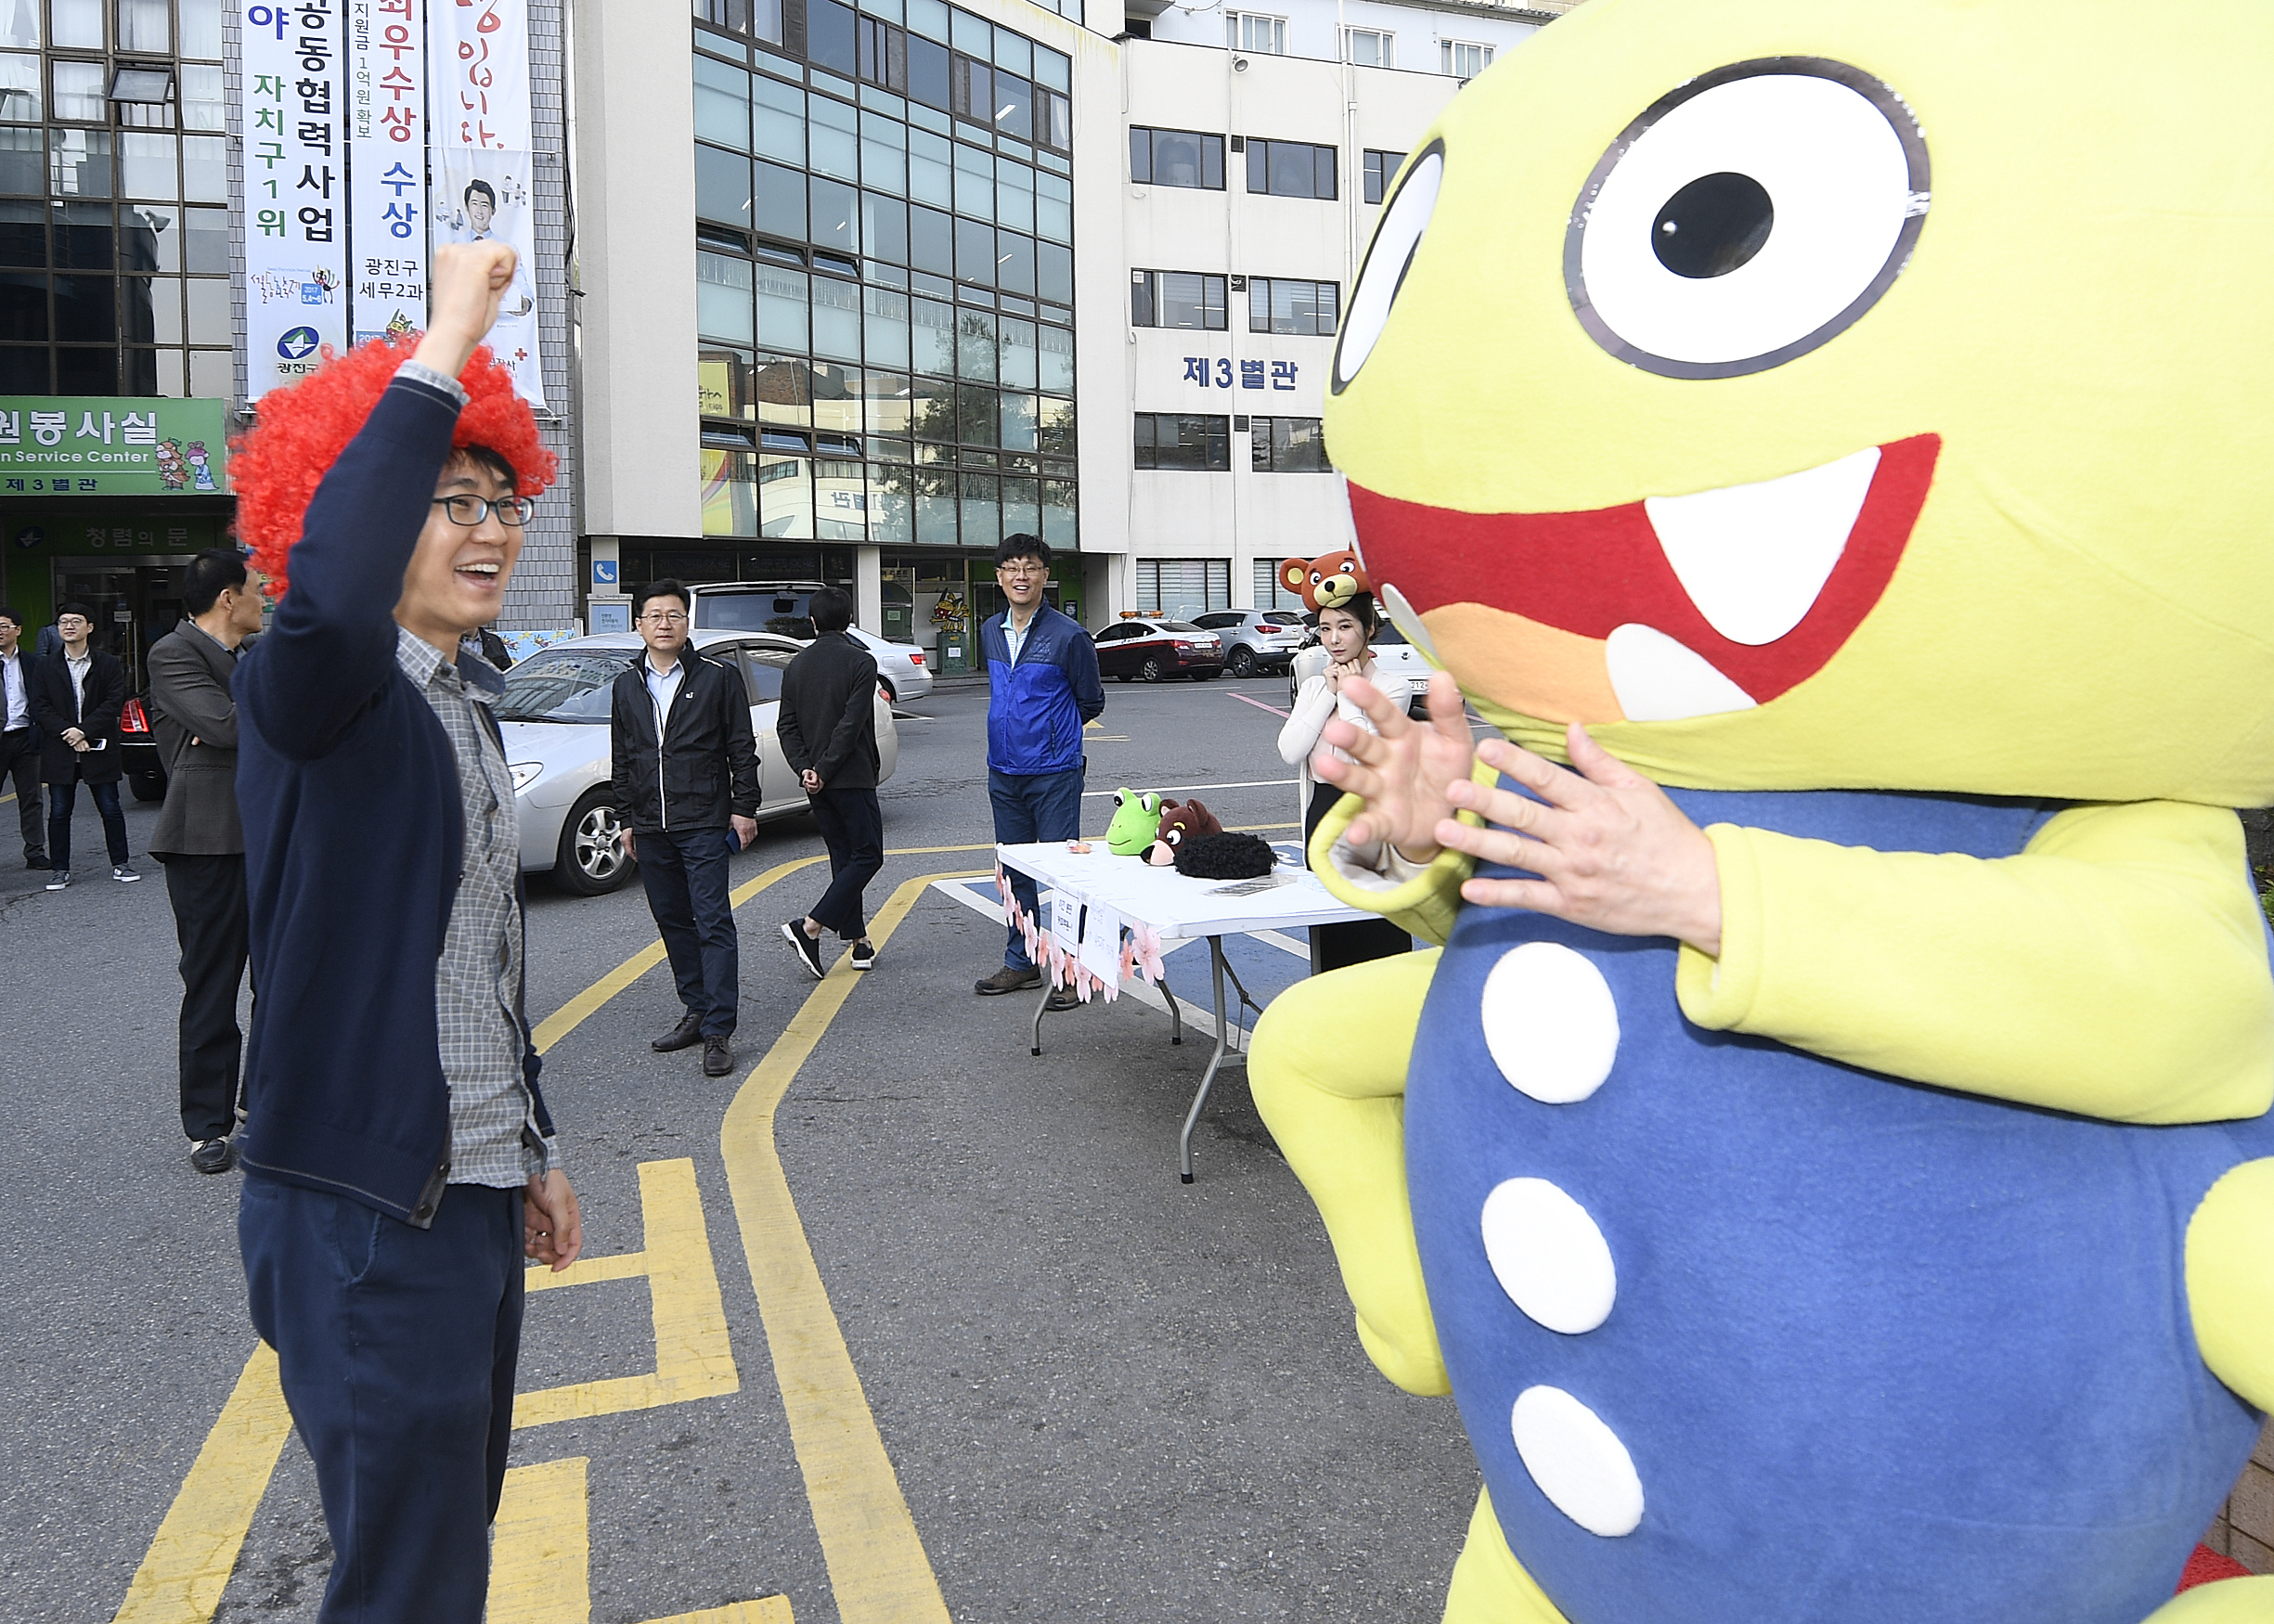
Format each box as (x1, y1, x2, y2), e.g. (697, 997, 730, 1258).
(428, 0, 544, 406)
(241, 0, 350, 397)
(345, 0, 428, 343)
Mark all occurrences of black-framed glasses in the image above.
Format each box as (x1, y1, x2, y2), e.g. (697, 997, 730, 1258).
(432, 494, 536, 527)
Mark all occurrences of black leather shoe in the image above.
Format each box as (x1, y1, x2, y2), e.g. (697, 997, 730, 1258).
(24, 852, 48, 870)
(189, 1138, 234, 1175)
(652, 1012, 704, 1052)
(703, 1035, 733, 1077)
(975, 965, 1042, 996)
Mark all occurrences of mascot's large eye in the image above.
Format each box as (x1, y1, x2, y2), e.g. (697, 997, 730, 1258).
(1566, 58, 1928, 380)
(1332, 143, 1445, 393)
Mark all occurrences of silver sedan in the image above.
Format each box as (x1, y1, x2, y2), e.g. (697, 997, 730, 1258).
(497, 629, 899, 896)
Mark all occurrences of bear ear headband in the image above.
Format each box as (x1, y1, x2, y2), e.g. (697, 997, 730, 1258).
(1279, 551, 1370, 612)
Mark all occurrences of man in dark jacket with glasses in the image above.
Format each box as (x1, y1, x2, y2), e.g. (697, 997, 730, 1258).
(611, 579, 761, 1076)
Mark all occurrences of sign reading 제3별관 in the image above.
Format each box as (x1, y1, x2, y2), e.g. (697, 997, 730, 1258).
(0, 399, 232, 496)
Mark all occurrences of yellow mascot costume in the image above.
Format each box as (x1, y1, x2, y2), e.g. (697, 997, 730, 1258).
(1247, 2, 2274, 1619)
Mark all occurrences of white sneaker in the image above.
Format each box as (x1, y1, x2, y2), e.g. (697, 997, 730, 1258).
(112, 864, 140, 883)
(45, 870, 69, 890)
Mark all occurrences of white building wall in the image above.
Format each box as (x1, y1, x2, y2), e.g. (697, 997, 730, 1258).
(1118, 38, 1471, 611)
(1143, 0, 1544, 79)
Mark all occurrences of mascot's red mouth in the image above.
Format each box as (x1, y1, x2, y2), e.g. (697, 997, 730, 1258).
(1349, 434, 1939, 717)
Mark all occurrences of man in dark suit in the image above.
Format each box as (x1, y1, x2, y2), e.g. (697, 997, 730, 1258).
(610, 579, 760, 1077)
(148, 549, 266, 1175)
(776, 586, 885, 976)
(0, 605, 45, 869)
(27, 600, 133, 888)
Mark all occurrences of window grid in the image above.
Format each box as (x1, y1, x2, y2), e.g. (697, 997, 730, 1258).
(1363, 148, 1406, 206)
(1244, 136, 1335, 200)
(692, 6, 1079, 548)
(1130, 124, 1223, 190)
(1137, 558, 1230, 619)
(1254, 556, 1307, 612)
(1441, 40, 1492, 80)
(1133, 411, 1230, 472)
(1248, 416, 1327, 472)
(1131, 267, 1225, 331)
(1224, 13, 1286, 55)
(0, 0, 229, 395)
(1246, 276, 1337, 337)
(1341, 28, 1392, 69)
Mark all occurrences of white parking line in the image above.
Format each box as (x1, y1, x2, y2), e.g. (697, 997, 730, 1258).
(1078, 779, 1294, 797)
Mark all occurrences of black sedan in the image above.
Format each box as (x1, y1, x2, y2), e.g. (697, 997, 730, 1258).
(1093, 619, 1226, 682)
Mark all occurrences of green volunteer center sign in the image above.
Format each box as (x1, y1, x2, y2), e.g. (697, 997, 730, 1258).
(0, 396, 231, 496)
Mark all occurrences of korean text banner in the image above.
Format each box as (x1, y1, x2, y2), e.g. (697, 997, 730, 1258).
(428, 0, 544, 406)
(0, 398, 232, 496)
(347, 0, 428, 343)
(243, 1, 350, 398)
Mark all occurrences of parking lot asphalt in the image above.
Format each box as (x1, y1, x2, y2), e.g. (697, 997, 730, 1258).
(1, 671, 1481, 1624)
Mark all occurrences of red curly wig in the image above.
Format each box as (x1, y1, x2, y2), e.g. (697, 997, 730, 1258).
(230, 335, 556, 597)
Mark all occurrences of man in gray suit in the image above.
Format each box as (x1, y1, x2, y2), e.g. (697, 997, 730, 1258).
(147, 549, 265, 1174)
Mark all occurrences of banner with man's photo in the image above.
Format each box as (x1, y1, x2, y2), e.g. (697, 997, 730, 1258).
(235, 0, 545, 404)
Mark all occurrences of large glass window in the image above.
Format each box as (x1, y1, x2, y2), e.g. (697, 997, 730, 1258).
(1137, 559, 1232, 619)
(1363, 148, 1406, 206)
(1247, 277, 1337, 336)
(1247, 137, 1336, 200)
(1249, 416, 1328, 472)
(691, 4, 1076, 545)
(1343, 28, 1393, 68)
(1131, 126, 1222, 190)
(1131, 270, 1225, 331)
(1224, 13, 1285, 54)
(1133, 413, 1229, 471)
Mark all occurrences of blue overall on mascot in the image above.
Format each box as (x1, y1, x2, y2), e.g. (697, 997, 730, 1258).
(1245, 2, 2274, 1620)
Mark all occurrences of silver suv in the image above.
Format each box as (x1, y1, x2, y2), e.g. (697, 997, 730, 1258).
(1189, 610, 1308, 677)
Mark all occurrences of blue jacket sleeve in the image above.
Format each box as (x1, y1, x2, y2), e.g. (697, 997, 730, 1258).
(238, 376, 463, 762)
(1064, 618, 1105, 723)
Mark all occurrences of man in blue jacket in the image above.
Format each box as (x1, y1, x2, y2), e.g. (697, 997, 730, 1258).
(975, 533, 1104, 1005)
(227, 241, 582, 1621)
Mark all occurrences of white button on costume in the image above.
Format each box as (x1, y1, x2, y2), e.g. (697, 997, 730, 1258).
(1480, 950, 1645, 1534)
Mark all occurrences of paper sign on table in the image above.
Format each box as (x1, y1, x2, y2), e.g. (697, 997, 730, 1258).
(1080, 901, 1123, 986)
(1051, 891, 1083, 951)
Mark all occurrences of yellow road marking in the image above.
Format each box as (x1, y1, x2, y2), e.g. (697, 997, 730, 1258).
(110, 1346, 294, 1624)
(514, 1157, 740, 1427)
(718, 870, 980, 1624)
(488, 1457, 592, 1624)
(114, 844, 994, 1624)
(645, 1602, 795, 1624)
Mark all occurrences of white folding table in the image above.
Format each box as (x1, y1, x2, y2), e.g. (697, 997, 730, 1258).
(995, 840, 1376, 1181)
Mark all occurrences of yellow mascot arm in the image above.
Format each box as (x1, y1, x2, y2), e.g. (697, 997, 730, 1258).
(1307, 790, 1479, 947)
(1674, 801, 2274, 1124)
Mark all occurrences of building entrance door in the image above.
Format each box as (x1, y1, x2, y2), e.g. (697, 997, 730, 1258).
(50, 557, 191, 695)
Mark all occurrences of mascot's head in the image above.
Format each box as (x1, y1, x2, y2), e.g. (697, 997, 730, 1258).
(231, 335, 555, 598)
(1105, 789, 1168, 856)
(1327, 0, 2274, 805)
(1144, 797, 1224, 866)
(1281, 551, 1369, 613)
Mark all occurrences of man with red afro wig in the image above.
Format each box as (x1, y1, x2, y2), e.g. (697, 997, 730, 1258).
(227, 241, 582, 1621)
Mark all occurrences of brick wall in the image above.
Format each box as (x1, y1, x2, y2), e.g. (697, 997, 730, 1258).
(2205, 1418, 2274, 1572)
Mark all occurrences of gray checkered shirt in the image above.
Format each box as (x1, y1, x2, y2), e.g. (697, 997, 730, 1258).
(395, 625, 559, 1186)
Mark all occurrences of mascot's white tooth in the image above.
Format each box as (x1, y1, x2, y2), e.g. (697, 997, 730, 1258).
(1604, 624, 1757, 721)
(1378, 582, 1443, 665)
(1644, 446, 1880, 647)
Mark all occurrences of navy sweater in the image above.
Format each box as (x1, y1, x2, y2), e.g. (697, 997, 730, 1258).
(234, 374, 553, 1224)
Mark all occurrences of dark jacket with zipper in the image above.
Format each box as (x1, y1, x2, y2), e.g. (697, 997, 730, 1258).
(233, 370, 555, 1227)
(609, 647, 761, 833)
(27, 645, 126, 783)
(776, 631, 880, 791)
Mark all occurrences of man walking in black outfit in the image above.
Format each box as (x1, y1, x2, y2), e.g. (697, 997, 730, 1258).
(147, 548, 266, 1174)
(28, 601, 135, 888)
(776, 586, 884, 976)
(0, 606, 45, 870)
(612, 579, 760, 1076)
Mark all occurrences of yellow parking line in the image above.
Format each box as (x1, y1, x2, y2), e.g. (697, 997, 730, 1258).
(113, 844, 994, 1624)
(487, 1456, 592, 1623)
(718, 870, 980, 1624)
(110, 1346, 295, 1624)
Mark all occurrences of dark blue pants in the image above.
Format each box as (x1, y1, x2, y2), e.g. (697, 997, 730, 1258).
(638, 826, 739, 1037)
(239, 1178, 524, 1624)
(2, 727, 41, 861)
(989, 766, 1084, 969)
(808, 786, 884, 940)
(46, 775, 127, 870)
